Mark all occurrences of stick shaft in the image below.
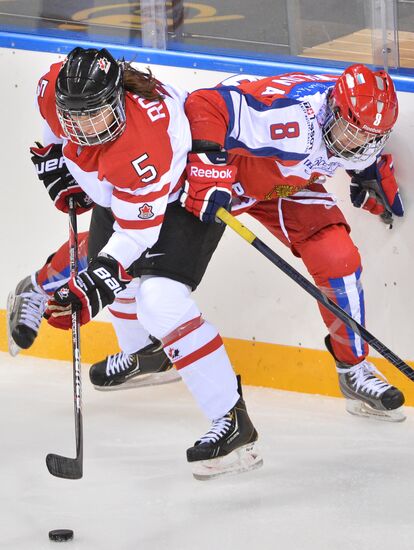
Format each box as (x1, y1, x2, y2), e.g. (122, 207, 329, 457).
(46, 197, 83, 479)
(68, 197, 83, 465)
(217, 207, 414, 381)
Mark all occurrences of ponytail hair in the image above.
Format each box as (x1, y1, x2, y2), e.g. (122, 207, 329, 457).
(122, 62, 164, 101)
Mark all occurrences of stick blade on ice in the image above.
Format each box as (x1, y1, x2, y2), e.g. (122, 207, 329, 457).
(46, 453, 83, 480)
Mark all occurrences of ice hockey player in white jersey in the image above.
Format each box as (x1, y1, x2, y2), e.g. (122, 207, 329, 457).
(21, 46, 263, 480)
(182, 64, 405, 422)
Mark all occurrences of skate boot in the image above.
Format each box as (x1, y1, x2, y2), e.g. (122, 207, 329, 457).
(89, 337, 180, 390)
(325, 336, 405, 422)
(7, 275, 48, 357)
(187, 379, 263, 480)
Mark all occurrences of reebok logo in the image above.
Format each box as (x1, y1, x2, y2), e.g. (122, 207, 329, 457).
(190, 166, 235, 181)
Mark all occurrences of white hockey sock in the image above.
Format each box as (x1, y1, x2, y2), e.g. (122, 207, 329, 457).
(108, 282, 151, 355)
(163, 318, 239, 420)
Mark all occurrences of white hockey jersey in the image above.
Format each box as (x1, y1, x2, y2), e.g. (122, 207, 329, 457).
(36, 61, 191, 270)
(185, 73, 378, 189)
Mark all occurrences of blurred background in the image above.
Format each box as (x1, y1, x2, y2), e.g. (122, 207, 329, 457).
(0, 0, 413, 71)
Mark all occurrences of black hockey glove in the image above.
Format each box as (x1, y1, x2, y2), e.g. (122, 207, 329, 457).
(44, 255, 132, 329)
(30, 143, 94, 214)
(347, 154, 403, 226)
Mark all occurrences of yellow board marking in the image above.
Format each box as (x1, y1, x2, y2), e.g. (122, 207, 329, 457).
(1, 310, 412, 406)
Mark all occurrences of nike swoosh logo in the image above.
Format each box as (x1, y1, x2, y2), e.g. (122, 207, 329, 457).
(145, 252, 165, 259)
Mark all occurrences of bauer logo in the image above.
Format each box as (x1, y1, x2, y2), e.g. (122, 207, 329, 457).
(36, 157, 66, 174)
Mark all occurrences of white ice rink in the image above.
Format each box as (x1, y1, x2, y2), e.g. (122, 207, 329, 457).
(1, 351, 413, 550)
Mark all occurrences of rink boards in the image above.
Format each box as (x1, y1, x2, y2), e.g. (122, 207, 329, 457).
(0, 43, 413, 405)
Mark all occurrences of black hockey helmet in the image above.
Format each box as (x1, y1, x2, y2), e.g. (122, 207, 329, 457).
(56, 47, 126, 146)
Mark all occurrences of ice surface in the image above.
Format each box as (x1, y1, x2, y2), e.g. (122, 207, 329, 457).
(1, 352, 413, 550)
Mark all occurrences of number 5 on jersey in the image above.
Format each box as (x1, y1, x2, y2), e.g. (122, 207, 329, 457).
(132, 153, 158, 183)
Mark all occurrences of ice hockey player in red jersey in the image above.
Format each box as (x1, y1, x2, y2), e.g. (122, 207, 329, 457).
(182, 65, 405, 422)
(24, 46, 263, 480)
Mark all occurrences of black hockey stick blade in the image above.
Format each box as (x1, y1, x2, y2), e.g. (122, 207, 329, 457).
(216, 207, 414, 381)
(46, 452, 83, 480)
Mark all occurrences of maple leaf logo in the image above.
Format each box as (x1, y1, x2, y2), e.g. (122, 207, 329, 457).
(167, 348, 181, 360)
(138, 203, 154, 219)
(97, 58, 111, 73)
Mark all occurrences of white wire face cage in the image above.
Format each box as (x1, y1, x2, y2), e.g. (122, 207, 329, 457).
(57, 93, 126, 146)
(322, 110, 390, 162)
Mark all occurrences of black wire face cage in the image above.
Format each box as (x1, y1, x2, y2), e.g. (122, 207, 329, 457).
(322, 109, 390, 162)
(57, 90, 126, 146)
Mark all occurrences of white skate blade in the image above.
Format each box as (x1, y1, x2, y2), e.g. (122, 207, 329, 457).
(345, 399, 406, 423)
(191, 442, 263, 481)
(92, 368, 181, 391)
(6, 291, 21, 357)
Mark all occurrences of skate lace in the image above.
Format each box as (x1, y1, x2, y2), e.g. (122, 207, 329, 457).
(19, 290, 47, 331)
(340, 360, 391, 398)
(106, 352, 134, 376)
(197, 413, 233, 444)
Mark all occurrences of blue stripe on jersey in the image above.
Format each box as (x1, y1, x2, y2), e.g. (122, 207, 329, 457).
(328, 267, 365, 359)
(216, 86, 309, 161)
(41, 256, 89, 293)
(225, 137, 308, 160)
(216, 85, 301, 114)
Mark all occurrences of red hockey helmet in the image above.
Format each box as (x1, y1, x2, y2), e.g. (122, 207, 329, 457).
(323, 64, 398, 161)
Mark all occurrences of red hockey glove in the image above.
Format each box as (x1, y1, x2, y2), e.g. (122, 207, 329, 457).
(44, 255, 132, 329)
(30, 143, 94, 214)
(181, 151, 237, 223)
(348, 154, 403, 223)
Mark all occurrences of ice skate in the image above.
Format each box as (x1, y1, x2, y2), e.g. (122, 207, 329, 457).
(187, 392, 263, 481)
(89, 338, 180, 390)
(7, 275, 48, 357)
(325, 336, 405, 422)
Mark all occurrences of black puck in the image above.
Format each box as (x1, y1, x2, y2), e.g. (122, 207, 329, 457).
(48, 529, 74, 542)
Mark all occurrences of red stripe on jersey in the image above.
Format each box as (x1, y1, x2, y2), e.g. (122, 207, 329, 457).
(114, 297, 136, 304)
(114, 214, 164, 229)
(113, 183, 170, 203)
(108, 308, 138, 320)
(174, 334, 223, 370)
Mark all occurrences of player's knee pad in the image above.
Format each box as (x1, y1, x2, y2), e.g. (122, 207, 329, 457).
(297, 224, 361, 284)
(137, 276, 200, 339)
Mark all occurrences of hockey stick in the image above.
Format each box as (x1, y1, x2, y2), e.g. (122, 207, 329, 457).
(46, 196, 83, 479)
(216, 207, 414, 381)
